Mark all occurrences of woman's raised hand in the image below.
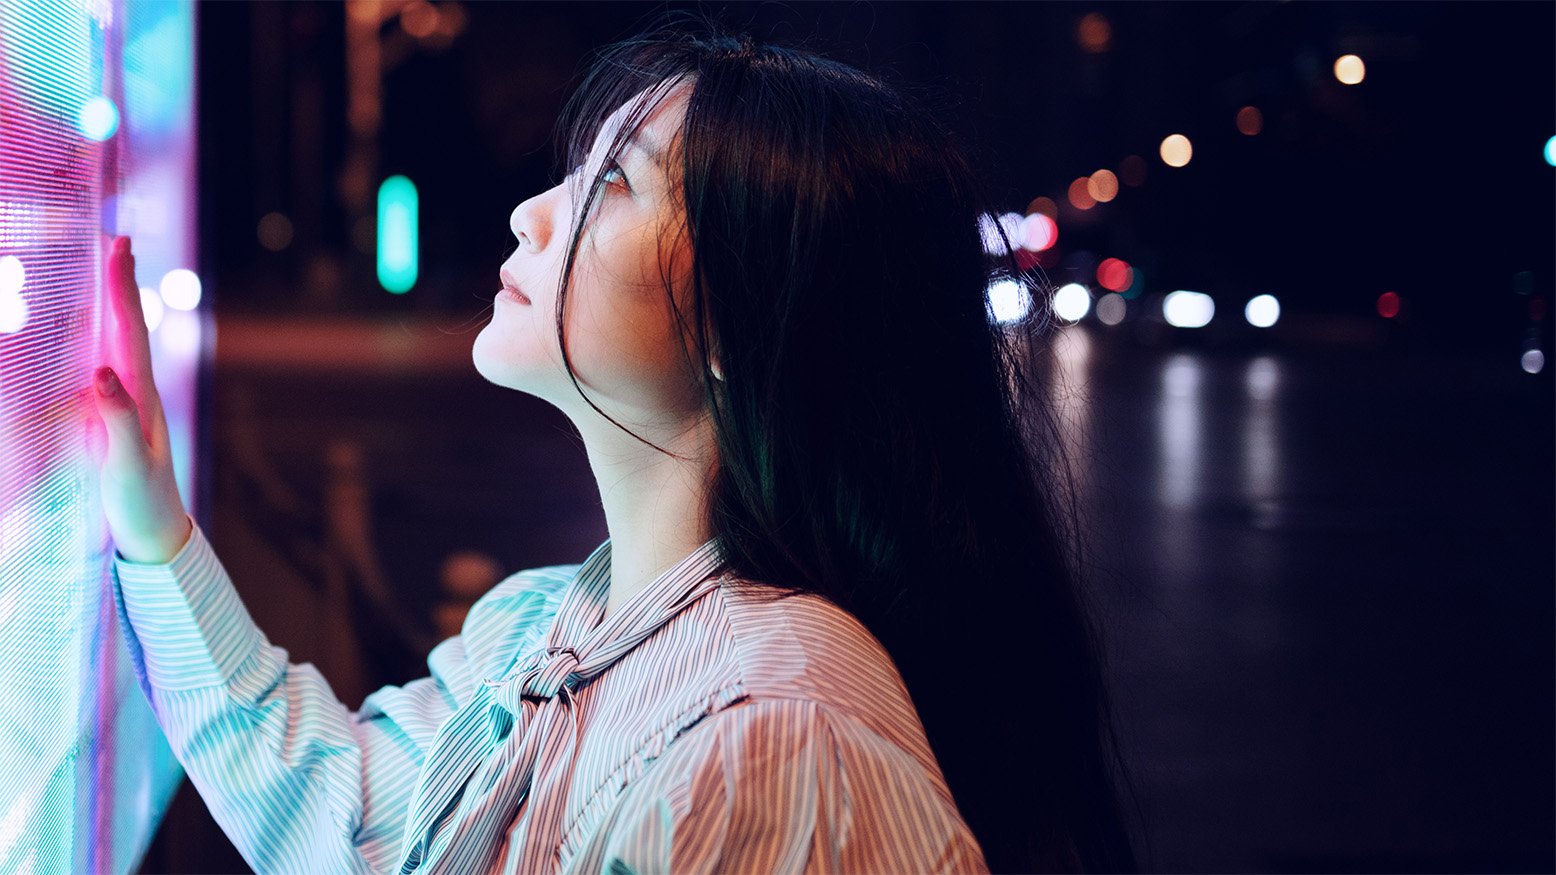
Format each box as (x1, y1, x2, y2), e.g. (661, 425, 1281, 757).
(90, 235, 193, 564)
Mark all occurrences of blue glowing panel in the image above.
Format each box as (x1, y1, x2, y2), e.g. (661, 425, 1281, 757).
(0, 1, 199, 872)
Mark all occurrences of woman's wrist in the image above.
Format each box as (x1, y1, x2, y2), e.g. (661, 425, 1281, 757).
(118, 513, 195, 565)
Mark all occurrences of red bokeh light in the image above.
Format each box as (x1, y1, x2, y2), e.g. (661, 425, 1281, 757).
(1376, 291, 1401, 318)
(1096, 257, 1133, 292)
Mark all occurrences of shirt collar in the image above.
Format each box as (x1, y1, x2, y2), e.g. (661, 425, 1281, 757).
(544, 534, 729, 650)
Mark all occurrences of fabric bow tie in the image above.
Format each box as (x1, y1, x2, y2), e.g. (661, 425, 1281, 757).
(512, 646, 581, 703)
(394, 543, 727, 875)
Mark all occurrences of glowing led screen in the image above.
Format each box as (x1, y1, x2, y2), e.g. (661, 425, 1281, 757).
(0, 1, 200, 871)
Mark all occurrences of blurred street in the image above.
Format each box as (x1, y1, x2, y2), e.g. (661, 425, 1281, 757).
(141, 317, 1553, 873)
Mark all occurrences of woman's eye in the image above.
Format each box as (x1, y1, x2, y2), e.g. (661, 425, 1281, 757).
(601, 160, 629, 191)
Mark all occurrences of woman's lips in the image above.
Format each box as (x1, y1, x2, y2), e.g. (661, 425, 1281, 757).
(497, 286, 532, 305)
(497, 269, 532, 305)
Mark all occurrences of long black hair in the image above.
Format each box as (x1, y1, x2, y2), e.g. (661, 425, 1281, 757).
(541, 13, 1141, 873)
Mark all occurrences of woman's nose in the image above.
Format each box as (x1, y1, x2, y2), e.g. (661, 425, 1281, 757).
(509, 187, 557, 252)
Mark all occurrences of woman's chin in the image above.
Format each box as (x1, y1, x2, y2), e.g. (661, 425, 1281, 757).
(471, 328, 520, 387)
(471, 332, 554, 394)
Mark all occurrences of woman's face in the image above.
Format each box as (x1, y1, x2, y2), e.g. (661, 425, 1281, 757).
(474, 79, 703, 428)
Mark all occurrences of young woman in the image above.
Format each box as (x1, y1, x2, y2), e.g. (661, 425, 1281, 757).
(92, 19, 1139, 875)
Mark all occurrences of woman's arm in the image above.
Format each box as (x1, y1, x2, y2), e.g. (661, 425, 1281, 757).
(112, 516, 456, 873)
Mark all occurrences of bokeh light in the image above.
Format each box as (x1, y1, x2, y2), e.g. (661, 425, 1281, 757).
(1053, 283, 1092, 323)
(0, 289, 27, 333)
(1244, 293, 1281, 328)
(1096, 292, 1126, 326)
(1087, 169, 1119, 203)
(986, 277, 1032, 325)
(1522, 349, 1546, 374)
(1097, 257, 1132, 292)
(0, 255, 24, 295)
(257, 212, 294, 251)
(1077, 12, 1111, 53)
(1334, 54, 1366, 85)
(400, 1, 440, 38)
(1026, 196, 1058, 219)
(1020, 212, 1058, 251)
(434, 1, 468, 38)
(140, 287, 165, 332)
(1068, 177, 1097, 210)
(1164, 290, 1215, 328)
(1160, 134, 1193, 168)
(160, 268, 202, 311)
(78, 95, 119, 141)
(1376, 291, 1401, 318)
(1236, 106, 1263, 136)
(1544, 136, 1555, 167)
(1122, 265, 1146, 300)
(979, 212, 1025, 255)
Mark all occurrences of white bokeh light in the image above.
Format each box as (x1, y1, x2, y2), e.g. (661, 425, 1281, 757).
(0, 256, 24, 295)
(79, 95, 120, 141)
(1244, 294, 1281, 328)
(1521, 349, 1545, 374)
(979, 212, 1025, 256)
(1052, 283, 1091, 323)
(140, 287, 165, 331)
(0, 291, 27, 334)
(985, 278, 1032, 324)
(160, 268, 202, 310)
(1020, 212, 1058, 251)
(1163, 290, 1215, 328)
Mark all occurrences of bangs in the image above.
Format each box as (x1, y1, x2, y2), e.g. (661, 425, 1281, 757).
(553, 33, 700, 205)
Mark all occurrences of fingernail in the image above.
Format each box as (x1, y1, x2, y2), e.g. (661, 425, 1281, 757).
(95, 367, 118, 396)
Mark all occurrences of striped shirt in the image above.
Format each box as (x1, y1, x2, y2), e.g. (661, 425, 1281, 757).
(112, 516, 987, 874)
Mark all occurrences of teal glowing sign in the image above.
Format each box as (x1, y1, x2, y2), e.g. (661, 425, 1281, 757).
(377, 174, 419, 294)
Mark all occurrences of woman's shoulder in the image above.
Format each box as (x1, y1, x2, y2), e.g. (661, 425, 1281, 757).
(712, 581, 934, 764)
(586, 694, 984, 874)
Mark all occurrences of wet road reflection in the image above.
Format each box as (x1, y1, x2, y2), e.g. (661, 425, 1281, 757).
(1044, 334, 1553, 872)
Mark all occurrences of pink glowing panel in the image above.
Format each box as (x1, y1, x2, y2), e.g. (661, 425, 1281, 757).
(0, 1, 201, 871)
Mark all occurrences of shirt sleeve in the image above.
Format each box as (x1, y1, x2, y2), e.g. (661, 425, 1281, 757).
(586, 698, 989, 874)
(109, 514, 550, 875)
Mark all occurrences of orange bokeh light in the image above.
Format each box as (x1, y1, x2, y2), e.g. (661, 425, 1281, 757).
(1088, 169, 1119, 202)
(1077, 13, 1111, 53)
(1236, 106, 1263, 136)
(400, 1, 440, 38)
(1026, 196, 1059, 219)
(1068, 177, 1097, 210)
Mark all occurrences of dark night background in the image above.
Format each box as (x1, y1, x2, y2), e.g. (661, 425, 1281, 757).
(138, 2, 1553, 873)
(198, 1, 1553, 348)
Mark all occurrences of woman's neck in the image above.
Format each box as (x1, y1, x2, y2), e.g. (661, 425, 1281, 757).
(578, 412, 718, 625)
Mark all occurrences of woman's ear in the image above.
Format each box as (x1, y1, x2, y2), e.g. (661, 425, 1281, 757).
(709, 356, 724, 382)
